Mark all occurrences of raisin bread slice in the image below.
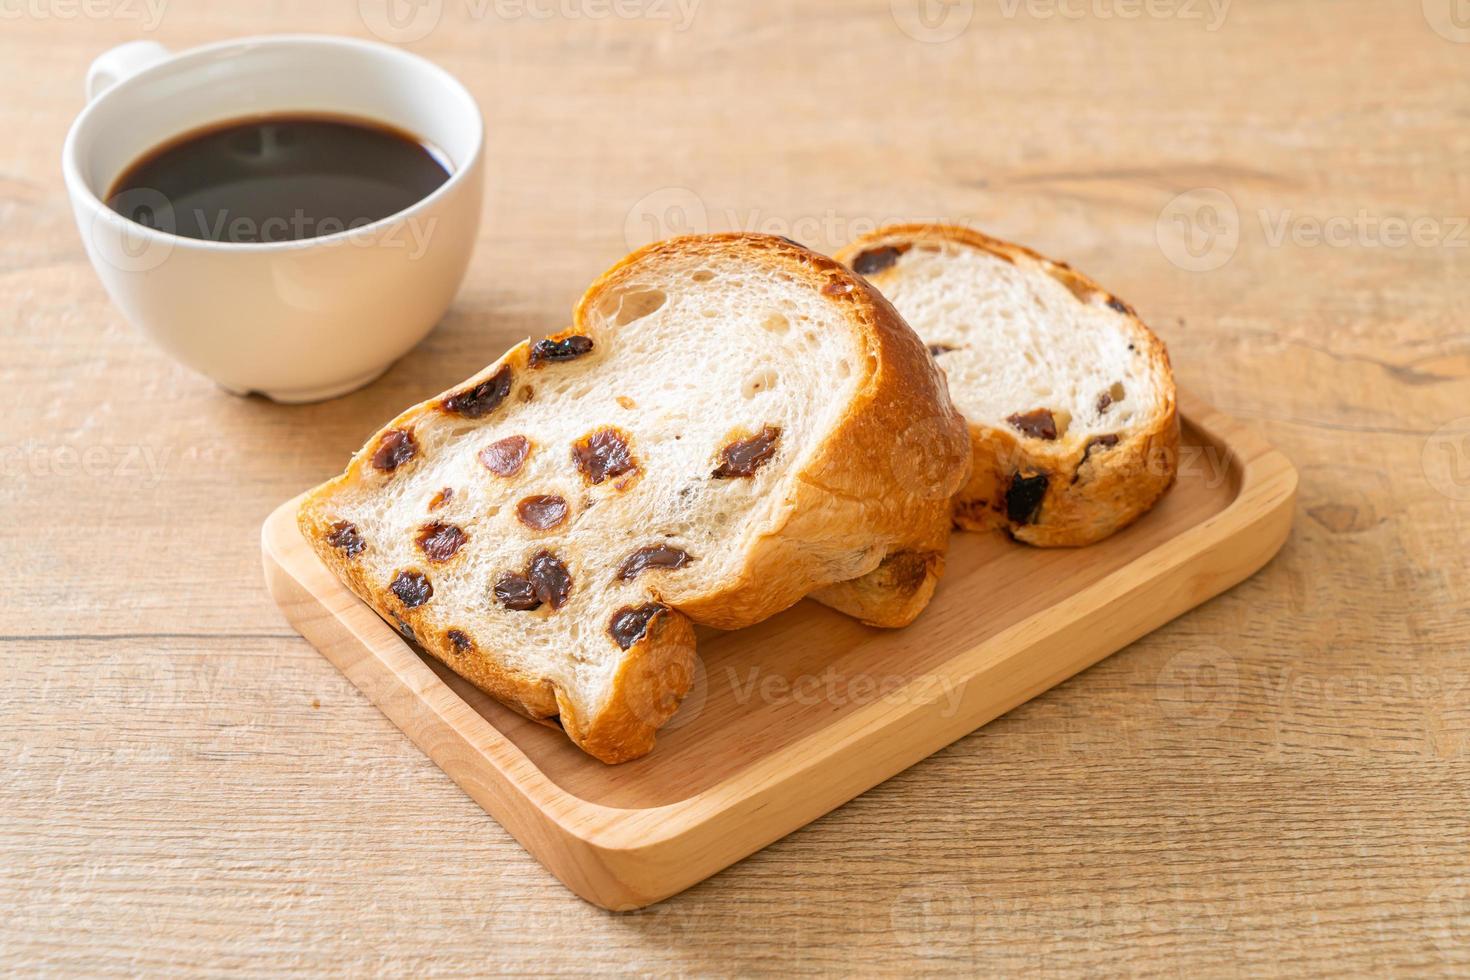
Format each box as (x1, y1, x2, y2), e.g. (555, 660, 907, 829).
(834, 224, 1179, 547)
(299, 233, 969, 763)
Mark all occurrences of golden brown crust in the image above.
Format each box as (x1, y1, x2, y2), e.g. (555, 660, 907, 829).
(298, 233, 970, 762)
(807, 549, 944, 628)
(557, 606, 697, 764)
(835, 223, 1180, 548)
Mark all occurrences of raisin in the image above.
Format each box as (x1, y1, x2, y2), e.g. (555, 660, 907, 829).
(442, 365, 512, 419)
(617, 544, 692, 581)
(928, 344, 958, 358)
(326, 521, 365, 558)
(1006, 409, 1058, 441)
(494, 573, 540, 611)
(572, 427, 636, 485)
(609, 603, 666, 650)
(528, 551, 573, 610)
(529, 335, 594, 367)
(516, 494, 569, 531)
(713, 426, 781, 478)
(429, 487, 454, 510)
(446, 629, 474, 655)
(1106, 296, 1130, 315)
(479, 435, 530, 477)
(821, 280, 853, 297)
(1097, 392, 1113, 414)
(393, 616, 416, 640)
(851, 244, 907, 276)
(372, 429, 417, 472)
(416, 522, 467, 563)
(1005, 473, 1049, 525)
(390, 569, 432, 608)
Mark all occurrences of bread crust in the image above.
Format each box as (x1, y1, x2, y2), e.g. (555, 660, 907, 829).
(298, 233, 969, 762)
(835, 223, 1180, 548)
(808, 549, 944, 628)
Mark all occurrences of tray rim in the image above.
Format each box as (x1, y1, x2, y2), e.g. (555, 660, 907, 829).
(262, 388, 1296, 907)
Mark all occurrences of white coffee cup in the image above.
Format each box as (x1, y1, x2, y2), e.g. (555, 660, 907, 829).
(62, 35, 484, 403)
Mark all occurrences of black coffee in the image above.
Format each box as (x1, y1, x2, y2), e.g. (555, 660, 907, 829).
(106, 113, 451, 243)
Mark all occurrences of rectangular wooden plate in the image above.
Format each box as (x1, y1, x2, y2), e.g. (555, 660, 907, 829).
(262, 389, 1295, 910)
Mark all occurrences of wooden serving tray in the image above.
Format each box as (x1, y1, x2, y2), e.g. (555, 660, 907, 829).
(262, 390, 1295, 910)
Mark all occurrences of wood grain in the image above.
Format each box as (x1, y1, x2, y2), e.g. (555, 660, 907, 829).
(263, 394, 1295, 909)
(3, 0, 1469, 973)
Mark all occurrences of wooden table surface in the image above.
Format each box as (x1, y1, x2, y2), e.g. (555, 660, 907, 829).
(4, 1, 1468, 975)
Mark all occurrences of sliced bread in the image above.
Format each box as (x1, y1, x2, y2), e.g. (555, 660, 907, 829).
(834, 224, 1179, 547)
(298, 233, 970, 762)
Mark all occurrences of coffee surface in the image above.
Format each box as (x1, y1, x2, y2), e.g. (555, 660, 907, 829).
(106, 113, 451, 243)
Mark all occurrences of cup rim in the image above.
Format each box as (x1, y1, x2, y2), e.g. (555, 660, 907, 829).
(61, 33, 484, 254)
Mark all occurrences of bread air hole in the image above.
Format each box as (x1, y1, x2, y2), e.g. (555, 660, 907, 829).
(599, 287, 667, 326)
(1110, 381, 1126, 403)
(762, 313, 790, 334)
(691, 269, 714, 282)
(742, 368, 779, 398)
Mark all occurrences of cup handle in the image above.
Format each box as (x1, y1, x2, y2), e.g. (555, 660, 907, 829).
(86, 41, 170, 101)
